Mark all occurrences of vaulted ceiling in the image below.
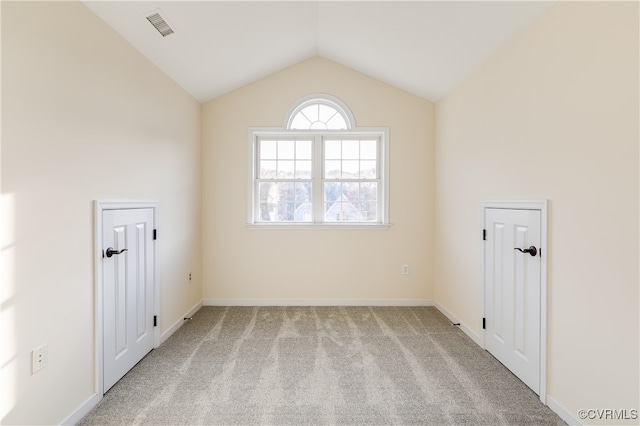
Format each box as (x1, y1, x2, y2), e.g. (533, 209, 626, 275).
(84, 1, 555, 103)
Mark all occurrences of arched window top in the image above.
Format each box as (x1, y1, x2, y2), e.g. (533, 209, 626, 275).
(286, 95, 354, 130)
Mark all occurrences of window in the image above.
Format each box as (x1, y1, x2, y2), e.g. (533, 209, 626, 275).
(288, 98, 351, 130)
(249, 95, 388, 228)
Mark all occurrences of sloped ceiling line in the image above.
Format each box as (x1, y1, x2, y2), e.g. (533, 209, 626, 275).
(83, 1, 555, 103)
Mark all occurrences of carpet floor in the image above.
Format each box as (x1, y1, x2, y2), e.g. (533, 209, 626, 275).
(79, 306, 565, 425)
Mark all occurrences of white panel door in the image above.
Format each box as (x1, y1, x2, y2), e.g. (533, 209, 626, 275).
(103, 208, 154, 393)
(485, 208, 541, 394)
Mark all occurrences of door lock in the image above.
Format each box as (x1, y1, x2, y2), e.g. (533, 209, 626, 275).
(514, 246, 537, 257)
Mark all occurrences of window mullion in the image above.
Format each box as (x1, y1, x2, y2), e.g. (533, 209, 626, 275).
(313, 135, 324, 223)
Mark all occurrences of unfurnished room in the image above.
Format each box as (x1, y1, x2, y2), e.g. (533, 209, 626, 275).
(1, 1, 638, 425)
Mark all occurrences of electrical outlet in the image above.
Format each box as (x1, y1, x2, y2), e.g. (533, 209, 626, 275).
(401, 264, 409, 275)
(189, 272, 192, 281)
(32, 345, 48, 374)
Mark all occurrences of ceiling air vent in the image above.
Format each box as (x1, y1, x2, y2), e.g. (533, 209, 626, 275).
(146, 11, 174, 37)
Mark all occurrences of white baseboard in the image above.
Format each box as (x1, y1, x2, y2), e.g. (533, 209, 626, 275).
(59, 392, 101, 425)
(202, 299, 434, 307)
(159, 301, 203, 345)
(547, 395, 581, 425)
(431, 301, 482, 347)
(60, 302, 203, 425)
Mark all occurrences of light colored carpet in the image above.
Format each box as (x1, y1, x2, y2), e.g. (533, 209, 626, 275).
(79, 306, 565, 425)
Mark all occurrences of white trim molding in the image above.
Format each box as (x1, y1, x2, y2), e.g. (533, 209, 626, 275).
(203, 299, 434, 307)
(432, 301, 482, 347)
(480, 199, 549, 405)
(59, 393, 101, 425)
(160, 301, 203, 345)
(546, 395, 582, 426)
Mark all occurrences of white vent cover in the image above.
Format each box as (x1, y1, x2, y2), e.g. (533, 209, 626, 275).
(146, 11, 175, 37)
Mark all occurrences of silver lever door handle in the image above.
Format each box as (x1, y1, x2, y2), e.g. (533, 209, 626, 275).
(514, 246, 537, 257)
(105, 247, 128, 258)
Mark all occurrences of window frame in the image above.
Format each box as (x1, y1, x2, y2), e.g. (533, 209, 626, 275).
(248, 127, 389, 230)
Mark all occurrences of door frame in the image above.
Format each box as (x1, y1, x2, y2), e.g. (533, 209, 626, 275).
(480, 199, 548, 404)
(94, 200, 160, 395)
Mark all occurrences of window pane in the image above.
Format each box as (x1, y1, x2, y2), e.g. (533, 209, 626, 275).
(342, 140, 359, 159)
(342, 160, 359, 178)
(319, 104, 338, 123)
(310, 121, 328, 130)
(277, 160, 294, 178)
(360, 160, 377, 178)
(325, 160, 341, 179)
(260, 140, 277, 159)
(359, 202, 378, 221)
(259, 182, 295, 201)
(290, 113, 311, 130)
(258, 203, 272, 221)
(360, 140, 377, 159)
(259, 182, 311, 222)
(294, 201, 313, 222)
(324, 203, 339, 222)
(259, 160, 276, 178)
(325, 140, 341, 159)
(278, 140, 295, 159)
(301, 105, 319, 123)
(324, 182, 341, 202)
(324, 201, 348, 222)
(324, 200, 362, 222)
(360, 182, 378, 201)
(258, 182, 279, 222)
(295, 182, 312, 202)
(279, 203, 295, 221)
(295, 160, 312, 179)
(342, 182, 360, 201)
(259, 182, 276, 203)
(278, 182, 295, 201)
(326, 114, 347, 130)
(296, 140, 312, 159)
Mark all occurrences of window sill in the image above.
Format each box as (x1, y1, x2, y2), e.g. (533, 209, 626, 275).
(247, 223, 391, 231)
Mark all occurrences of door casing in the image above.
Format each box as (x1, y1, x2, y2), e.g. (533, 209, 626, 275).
(480, 200, 548, 404)
(94, 200, 160, 395)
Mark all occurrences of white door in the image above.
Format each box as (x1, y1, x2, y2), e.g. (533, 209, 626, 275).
(102, 208, 155, 392)
(485, 208, 541, 394)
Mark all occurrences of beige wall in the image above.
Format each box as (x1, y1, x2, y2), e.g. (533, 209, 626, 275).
(1, 2, 202, 424)
(202, 57, 435, 302)
(435, 1, 639, 421)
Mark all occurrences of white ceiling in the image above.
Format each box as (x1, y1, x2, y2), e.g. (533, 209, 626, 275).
(83, 1, 555, 103)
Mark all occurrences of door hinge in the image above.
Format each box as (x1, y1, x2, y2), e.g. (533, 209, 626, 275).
(153, 229, 157, 240)
(482, 229, 486, 241)
(153, 315, 157, 327)
(482, 317, 486, 329)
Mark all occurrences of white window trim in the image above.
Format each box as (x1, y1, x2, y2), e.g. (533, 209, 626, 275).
(247, 127, 390, 230)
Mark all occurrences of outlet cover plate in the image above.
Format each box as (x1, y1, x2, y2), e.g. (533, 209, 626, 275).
(32, 345, 47, 374)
